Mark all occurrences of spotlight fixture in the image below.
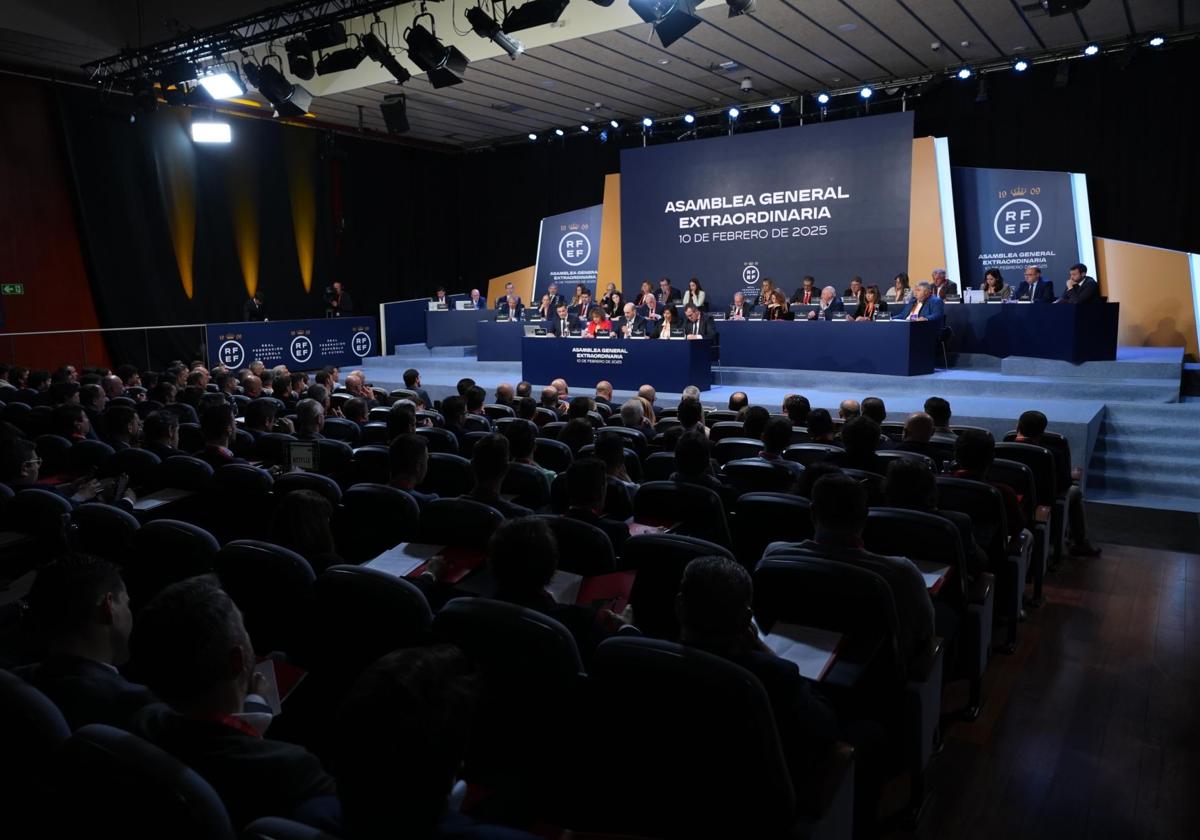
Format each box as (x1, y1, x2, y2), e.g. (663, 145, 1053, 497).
(725, 0, 756, 17)
(305, 22, 349, 50)
(555, 128, 565, 136)
(503, 0, 570, 34)
(956, 67, 972, 80)
(285, 38, 315, 80)
(380, 93, 410, 134)
(610, 119, 620, 128)
(466, 6, 525, 59)
(1148, 35, 1165, 47)
(252, 59, 313, 118)
(769, 102, 781, 114)
(641, 116, 653, 127)
(1027, 0, 1092, 16)
(1013, 59, 1029, 72)
(192, 120, 232, 144)
(405, 19, 468, 88)
(159, 59, 198, 87)
(197, 70, 244, 100)
(1083, 44, 1100, 56)
(629, 0, 702, 49)
(528, 133, 538, 140)
(858, 86, 873, 99)
(683, 113, 695, 124)
(816, 92, 830, 105)
(580, 124, 590, 132)
(363, 30, 411, 84)
(317, 35, 367, 75)
(727, 106, 740, 118)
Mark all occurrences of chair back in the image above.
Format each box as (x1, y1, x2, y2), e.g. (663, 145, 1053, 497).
(34, 434, 73, 476)
(707, 421, 746, 442)
(415, 426, 459, 454)
(732, 492, 813, 570)
(252, 432, 296, 465)
(334, 484, 420, 564)
(126, 519, 220, 607)
(994, 442, 1056, 507)
(632, 481, 732, 547)
(483, 403, 514, 420)
(595, 425, 647, 458)
(864, 508, 968, 608)
(936, 476, 1009, 565)
(705, 410, 739, 424)
(460, 430, 490, 456)
(241, 817, 341, 840)
(209, 464, 274, 541)
(346, 444, 389, 485)
(989, 458, 1037, 525)
(642, 451, 675, 482)
(464, 414, 492, 433)
(314, 438, 354, 478)
(877, 449, 936, 471)
(0, 669, 70, 810)
(500, 462, 552, 510)
(273, 471, 342, 506)
(6, 488, 73, 553)
(158, 455, 214, 491)
(71, 502, 140, 561)
(624, 532, 735, 640)
(418, 452, 473, 497)
(361, 422, 389, 445)
(67, 439, 115, 475)
(722, 458, 798, 493)
(712, 437, 762, 465)
(112, 447, 162, 488)
(418, 498, 503, 549)
(532, 437, 573, 473)
(533, 514, 616, 576)
(321, 417, 361, 445)
(177, 422, 205, 454)
(784, 443, 845, 466)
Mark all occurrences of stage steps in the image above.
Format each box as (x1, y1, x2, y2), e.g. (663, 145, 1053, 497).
(1086, 402, 1200, 512)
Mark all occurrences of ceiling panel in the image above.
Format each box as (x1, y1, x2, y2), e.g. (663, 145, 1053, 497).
(791, 0, 932, 76)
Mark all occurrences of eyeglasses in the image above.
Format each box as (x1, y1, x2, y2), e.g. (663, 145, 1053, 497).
(24, 457, 42, 467)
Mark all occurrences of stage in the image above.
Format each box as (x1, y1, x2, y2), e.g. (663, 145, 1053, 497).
(357, 343, 1199, 513)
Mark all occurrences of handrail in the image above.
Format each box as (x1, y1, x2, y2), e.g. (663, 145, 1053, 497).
(0, 323, 207, 338)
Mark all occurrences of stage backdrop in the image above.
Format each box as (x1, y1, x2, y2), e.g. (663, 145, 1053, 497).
(619, 111, 914, 306)
(533, 204, 604, 301)
(951, 166, 1085, 290)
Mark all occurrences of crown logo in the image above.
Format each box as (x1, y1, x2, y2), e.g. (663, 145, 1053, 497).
(1010, 186, 1028, 197)
(567, 223, 581, 231)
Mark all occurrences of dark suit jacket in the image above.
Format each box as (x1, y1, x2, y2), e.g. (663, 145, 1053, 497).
(545, 315, 582, 337)
(852, 298, 890, 319)
(728, 302, 754, 319)
(138, 708, 339, 830)
(682, 314, 717, 339)
(243, 299, 267, 321)
(332, 291, 354, 316)
(565, 507, 629, 554)
(496, 304, 525, 321)
(574, 302, 596, 322)
(15, 654, 162, 731)
(932, 281, 959, 299)
(1015, 279, 1056, 302)
(791, 288, 818, 305)
(1061, 277, 1099, 303)
(144, 441, 182, 461)
(614, 314, 648, 337)
(658, 288, 682, 305)
(494, 295, 523, 309)
(813, 298, 845, 321)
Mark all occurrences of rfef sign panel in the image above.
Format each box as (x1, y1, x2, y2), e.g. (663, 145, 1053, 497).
(951, 166, 1080, 288)
(206, 317, 377, 370)
(533, 204, 604, 300)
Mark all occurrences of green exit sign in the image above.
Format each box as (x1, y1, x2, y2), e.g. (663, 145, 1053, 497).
(1, 283, 24, 295)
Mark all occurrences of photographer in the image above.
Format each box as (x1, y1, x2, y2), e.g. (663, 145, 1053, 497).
(325, 280, 354, 317)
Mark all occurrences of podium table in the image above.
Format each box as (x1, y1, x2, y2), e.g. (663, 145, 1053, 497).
(715, 319, 938, 376)
(521, 337, 713, 392)
(943, 301, 1119, 363)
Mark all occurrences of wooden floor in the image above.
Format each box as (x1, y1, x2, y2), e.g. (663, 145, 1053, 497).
(907, 543, 1199, 840)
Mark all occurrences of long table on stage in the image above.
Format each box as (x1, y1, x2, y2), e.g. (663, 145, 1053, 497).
(477, 321, 524, 361)
(425, 309, 487, 348)
(943, 301, 1119, 363)
(522, 337, 713, 392)
(715, 319, 938, 376)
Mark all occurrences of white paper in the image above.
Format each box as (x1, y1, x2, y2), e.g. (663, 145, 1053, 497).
(252, 659, 282, 715)
(545, 570, 583, 605)
(763, 623, 841, 681)
(914, 559, 951, 590)
(366, 542, 443, 578)
(132, 487, 192, 511)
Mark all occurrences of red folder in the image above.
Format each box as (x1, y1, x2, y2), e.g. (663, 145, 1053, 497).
(406, 546, 487, 584)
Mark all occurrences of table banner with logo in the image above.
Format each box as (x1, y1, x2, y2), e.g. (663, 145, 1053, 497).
(533, 204, 604, 302)
(618, 112, 913, 307)
(206, 317, 377, 371)
(951, 166, 1079, 289)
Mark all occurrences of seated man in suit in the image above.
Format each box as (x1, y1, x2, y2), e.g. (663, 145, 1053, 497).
(893, 412, 947, 467)
(334, 645, 540, 840)
(494, 281, 522, 310)
(1015, 409, 1099, 556)
(764, 473, 935, 679)
(132, 577, 340, 832)
(884, 458, 987, 583)
(728, 291, 752, 320)
(839, 416, 887, 478)
(575, 290, 595, 322)
(616, 302, 648, 337)
(791, 275, 817, 305)
(930, 268, 958, 299)
(842, 275, 866, 304)
(681, 303, 716, 340)
(440, 395, 470, 449)
(546, 302, 581, 337)
(564, 458, 629, 554)
(401, 368, 432, 409)
(545, 282, 565, 309)
(658, 277, 682, 306)
(388, 433, 438, 508)
(676, 556, 839, 792)
(1058, 262, 1100, 304)
(17, 554, 161, 730)
(461, 433, 533, 518)
(496, 294, 524, 321)
(637, 292, 664, 322)
(466, 288, 485, 309)
(102, 404, 139, 451)
(142, 410, 182, 460)
(755, 417, 804, 487)
(1015, 265, 1055, 302)
(196, 402, 247, 468)
(897, 281, 945, 327)
(805, 408, 836, 445)
(806, 286, 844, 320)
(294, 398, 325, 441)
(923, 396, 959, 444)
(432, 286, 450, 307)
(670, 429, 738, 514)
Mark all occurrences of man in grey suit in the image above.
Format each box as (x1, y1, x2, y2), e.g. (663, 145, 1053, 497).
(931, 268, 958, 299)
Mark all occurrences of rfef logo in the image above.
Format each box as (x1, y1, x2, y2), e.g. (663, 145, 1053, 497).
(559, 231, 591, 267)
(218, 340, 245, 368)
(290, 335, 314, 364)
(742, 264, 761, 285)
(351, 331, 373, 358)
(993, 198, 1042, 246)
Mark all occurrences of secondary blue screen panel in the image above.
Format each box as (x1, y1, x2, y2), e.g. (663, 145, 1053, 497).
(207, 317, 377, 370)
(534, 204, 604, 300)
(620, 111, 914, 306)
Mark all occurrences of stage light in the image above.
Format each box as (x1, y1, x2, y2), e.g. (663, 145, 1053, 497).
(504, 0, 569, 33)
(1148, 35, 1165, 47)
(726, 0, 755, 17)
(192, 121, 231, 144)
(1036, 0, 1092, 15)
(580, 124, 590, 132)
(159, 59, 198, 87)
(611, 119, 620, 128)
(528, 133, 538, 141)
(306, 22, 348, 50)
(728, 106, 740, 118)
(956, 67, 972, 80)
(405, 22, 469, 88)
(197, 71, 243, 100)
(285, 39, 315, 80)
(1083, 44, 1100, 56)
(769, 102, 781, 114)
(380, 93, 409, 134)
(1013, 59, 1029, 72)
(251, 60, 313, 118)
(858, 86, 872, 99)
(629, 0, 702, 48)
(683, 113, 695, 124)
(555, 128, 565, 136)
(363, 29, 411, 84)
(641, 117, 653, 127)
(816, 92, 830, 105)
(466, 6, 525, 59)
(317, 36, 367, 75)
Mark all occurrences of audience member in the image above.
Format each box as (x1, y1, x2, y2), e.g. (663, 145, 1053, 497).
(494, 382, 515, 407)
(565, 459, 629, 553)
(197, 403, 245, 468)
(593, 381, 614, 410)
(795, 461, 842, 499)
(142, 411, 181, 460)
(783, 393, 810, 427)
(270, 490, 342, 574)
(677, 396, 707, 436)
(756, 416, 803, 484)
(671, 430, 738, 512)
(894, 412, 944, 466)
(388, 434, 437, 508)
(924, 397, 958, 443)
(295, 398, 325, 440)
(101, 405, 138, 450)
(386, 401, 416, 441)
(637, 384, 660, 418)
(838, 399, 861, 421)
(462, 434, 532, 518)
(342, 397, 369, 425)
(728, 391, 749, 412)
(52, 403, 93, 442)
(440, 396, 469, 448)
(806, 408, 836, 444)
(1015, 410, 1099, 556)
(558, 417, 595, 455)
(502, 419, 554, 481)
(952, 429, 1025, 543)
(402, 369, 431, 408)
(840, 416, 886, 475)
(740, 405, 770, 440)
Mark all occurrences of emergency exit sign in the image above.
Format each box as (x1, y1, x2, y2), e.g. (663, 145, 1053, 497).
(1, 283, 24, 295)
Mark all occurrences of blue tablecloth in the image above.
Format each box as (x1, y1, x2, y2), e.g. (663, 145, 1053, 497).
(477, 321, 525, 361)
(943, 301, 1119, 362)
(424, 309, 489, 348)
(714, 319, 938, 376)
(522, 337, 713, 392)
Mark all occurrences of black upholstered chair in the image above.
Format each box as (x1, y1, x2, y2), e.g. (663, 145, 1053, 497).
(731, 492, 814, 570)
(215, 540, 316, 656)
(532, 514, 616, 576)
(334, 483, 420, 564)
(500, 462, 552, 510)
(112, 446, 162, 489)
(418, 452, 473, 497)
(532, 438, 573, 473)
(34, 434, 72, 476)
(0, 669, 70, 830)
(418, 498, 502, 550)
(321, 417, 361, 445)
(415, 426, 459, 454)
(71, 502, 140, 561)
(632, 481, 732, 548)
(125, 519, 220, 607)
(722, 458, 799, 494)
(623, 532, 736, 640)
(158, 455, 214, 492)
(784, 443, 845, 466)
(67, 439, 115, 475)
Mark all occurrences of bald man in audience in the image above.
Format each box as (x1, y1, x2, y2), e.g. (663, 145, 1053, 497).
(494, 383, 515, 407)
(637, 384, 661, 419)
(893, 412, 947, 467)
(729, 392, 749, 412)
(594, 381, 614, 410)
(839, 399, 860, 421)
(540, 387, 563, 419)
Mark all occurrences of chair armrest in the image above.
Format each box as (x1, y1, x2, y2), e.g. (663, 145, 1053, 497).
(968, 572, 994, 606)
(909, 637, 943, 683)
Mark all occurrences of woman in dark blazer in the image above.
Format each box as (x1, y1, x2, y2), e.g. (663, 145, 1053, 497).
(853, 285, 889, 320)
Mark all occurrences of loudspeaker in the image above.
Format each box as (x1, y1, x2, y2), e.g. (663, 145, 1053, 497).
(380, 94, 410, 134)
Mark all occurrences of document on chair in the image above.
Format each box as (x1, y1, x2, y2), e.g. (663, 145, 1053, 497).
(914, 560, 952, 594)
(366, 543, 443, 578)
(132, 487, 193, 511)
(762, 623, 842, 682)
(546, 570, 584, 605)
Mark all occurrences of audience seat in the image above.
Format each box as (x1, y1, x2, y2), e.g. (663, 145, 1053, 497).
(67, 439, 115, 475)
(215, 540, 316, 656)
(368, 407, 391, 423)
(333, 484, 420, 564)
(708, 420, 746, 442)
(877, 449, 936, 471)
(135, 399, 164, 420)
(360, 422, 389, 446)
(2, 401, 32, 429)
(177, 422, 205, 454)
(705, 409, 739, 424)
(595, 425, 647, 458)
(642, 451, 676, 481)
(483, 403, 514, 420)
(232, 428, 256, 459)
(995, 441, 1064, 562)
(320, 417, 361, 446)
(112, 446, 162, 489)
(274, 472, 343, 507)
(50, 724, 235, 840)
(418, 452, 473, 497)
(158, 455, 214, 492)
(0, 669, 70, 829)
(389, 388, 420, 403)
(604, 475, 635, 521)
(784, 443, 844, 467)
(532, 437, 573, 473)
(345, 445, 389, 485)
(713, 437, 763, 465)
(500, 462, 552, 510)
(989, 458, 1047, 603)
(460, 430, 490, 456)
(415, 426, 459, 454)
(125, 519, 220, 608)
(253, 432, 298, 465)
(533, 514, 616, 576)
(314, 438, 354, 480)
(70, 502, 140, 561)
(241, 817, 341, 840)
(416, 409, 444, 428)
(732, 492, 814, 571)
(208, 464, 273, 542)
(842, 468, 885, 506)
(633, 481, 732, 548)
(463, 414, 491, 434)
(34, 434, 72, 476)
(624, 532, 736, 640)
(722, 458, 798, 494)
(418, 498, 503, 549)
(5, 487, 73, 555)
